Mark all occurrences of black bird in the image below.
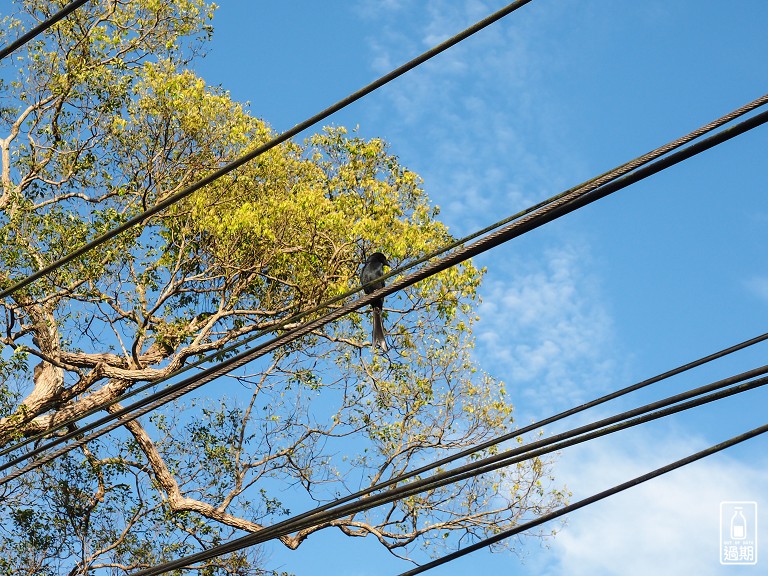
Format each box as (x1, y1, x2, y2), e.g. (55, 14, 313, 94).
(360, 252, 390, 352)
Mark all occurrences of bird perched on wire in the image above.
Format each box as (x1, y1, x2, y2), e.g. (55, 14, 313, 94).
(360, 251, 390, 352)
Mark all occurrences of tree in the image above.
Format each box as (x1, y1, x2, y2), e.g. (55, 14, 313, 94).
(0, 1, 569, 574)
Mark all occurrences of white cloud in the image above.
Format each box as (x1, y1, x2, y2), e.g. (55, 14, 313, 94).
(354, 2, 615, 402)
(357, 0, 578, 236)
(365, 6, 618, 408)
(475, 242, 616, 414)
(745, 276, 768, 304)
(533, 425, 768, 576)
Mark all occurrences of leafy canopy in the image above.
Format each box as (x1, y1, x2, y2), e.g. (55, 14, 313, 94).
(0, 1, 568, 574)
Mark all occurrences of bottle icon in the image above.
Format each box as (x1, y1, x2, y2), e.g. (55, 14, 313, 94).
(731, 507, 747, 540)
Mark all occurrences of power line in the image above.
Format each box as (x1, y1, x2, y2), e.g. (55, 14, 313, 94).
(121, 101, 768, 572)
(397, 421, 768, 576)
(0, 0, 535, 301)
(5, 89, 766, 464)
(0, 0, 91, 61)
(1, 3, 764, 572)
(129, 365, 768, 575)
(3, 97, 768, 484)
(169, 374, 768, 574)
(1, 0, 764, 464)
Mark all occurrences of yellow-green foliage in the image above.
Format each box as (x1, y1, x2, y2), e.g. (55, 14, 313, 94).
(0, 2, 567, 566)
(119, 62, 483, 318)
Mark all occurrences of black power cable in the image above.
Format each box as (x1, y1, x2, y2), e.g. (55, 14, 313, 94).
(398, 421, 768, 576)
(130, 366, 768, 575)
(354, 371, 768, 540)
(5, 88, 766, 464)
(3, 99, 768, 485)
(0, 0, 535, 300)
(1, 3, 764, 573)
(0, 0, 91, 61)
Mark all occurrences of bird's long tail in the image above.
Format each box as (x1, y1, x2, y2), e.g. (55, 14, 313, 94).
(372, 304, 388, 352)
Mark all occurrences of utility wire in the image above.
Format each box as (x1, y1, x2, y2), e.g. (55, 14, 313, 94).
(110, 102, 768, 572)
(5, 89, 767, 464)
(0, 0, 763, 463)
(2, 2, 765, 571)
(0, 0, 535, 300)
(130, 365, 768, 575)
(0, 0, 536, 460)
(399, 421, 768, 575)
(149, 368, 768, 573)
(3, 97, 768, 484)
(0, 0, 91, 61)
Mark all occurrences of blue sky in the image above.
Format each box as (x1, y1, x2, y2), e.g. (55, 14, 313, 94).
(193, 1, 768, 574)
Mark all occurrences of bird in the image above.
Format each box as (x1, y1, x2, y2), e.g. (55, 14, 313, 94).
(360, 251, 390, 352)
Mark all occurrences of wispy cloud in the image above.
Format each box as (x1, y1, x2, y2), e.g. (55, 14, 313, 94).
(534, 425, 768, 575)
(744, 276, 768, 304)
(355, 0, 629, 483)
(357, 0, 577, 236)
(355, 2, 617, 417)
(475, 242, 616, 415)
